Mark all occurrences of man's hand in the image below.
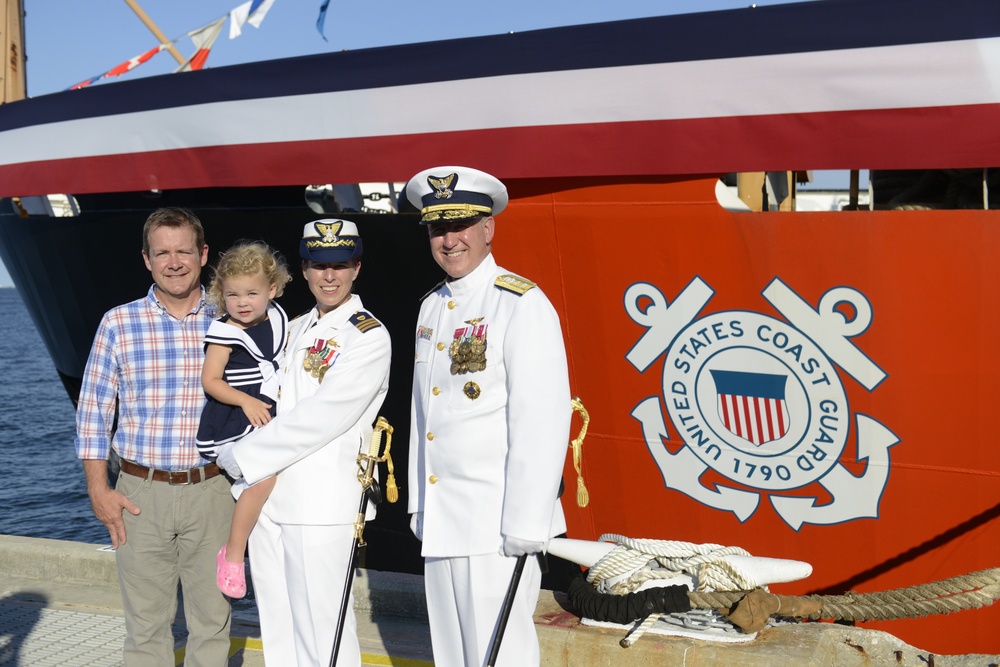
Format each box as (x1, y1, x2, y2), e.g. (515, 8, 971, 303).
(215, 443, 243, 479)
(83, 459, 139, 549)
(501, 535, 546, 558)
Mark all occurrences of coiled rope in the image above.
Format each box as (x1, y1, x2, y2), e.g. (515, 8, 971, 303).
(589, 534, 760, 594)
(587, 534, 1000, 647)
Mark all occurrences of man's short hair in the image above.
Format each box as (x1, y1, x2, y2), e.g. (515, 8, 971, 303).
(142, 207, 206, 256)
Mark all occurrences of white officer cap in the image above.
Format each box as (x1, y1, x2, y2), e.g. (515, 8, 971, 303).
(404, 166, 508, 224)
(299, 219, 363, 263)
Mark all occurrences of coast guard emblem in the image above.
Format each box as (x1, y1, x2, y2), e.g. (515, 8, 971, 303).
(428, 173, 456, 200)
(317, 221, 342, 243)
(626, 277, 899, 530)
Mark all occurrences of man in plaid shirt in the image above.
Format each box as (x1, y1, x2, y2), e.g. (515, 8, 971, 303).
(75, 207, 235, 666)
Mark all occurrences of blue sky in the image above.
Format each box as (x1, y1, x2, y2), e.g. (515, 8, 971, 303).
(1, 0, 815, 286)
(25, 0, 812, 97)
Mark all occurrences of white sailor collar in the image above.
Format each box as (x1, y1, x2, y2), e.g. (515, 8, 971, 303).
(443, 253, 497, 299)
(204, 302, 288, 361)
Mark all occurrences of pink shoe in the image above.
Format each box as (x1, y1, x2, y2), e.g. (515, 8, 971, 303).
(217, 545, 247, 598)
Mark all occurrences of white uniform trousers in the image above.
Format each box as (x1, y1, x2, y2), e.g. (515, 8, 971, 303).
(248, 504, 360, 667)
(425, 552, 542, 667)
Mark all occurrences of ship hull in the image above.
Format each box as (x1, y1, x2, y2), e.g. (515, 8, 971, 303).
(2, 0, 1000, 654)
(4, 175, 999, 653)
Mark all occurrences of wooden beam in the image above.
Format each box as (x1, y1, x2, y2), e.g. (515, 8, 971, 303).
(122, 0, 188, 67)
(2, 0, 27, 103)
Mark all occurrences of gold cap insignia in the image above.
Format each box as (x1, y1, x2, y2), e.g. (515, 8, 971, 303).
(316, 221, 342, 243)
(428, 173, 456, 200)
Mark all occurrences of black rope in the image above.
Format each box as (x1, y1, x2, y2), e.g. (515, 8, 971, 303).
(566, 575, 691, 624)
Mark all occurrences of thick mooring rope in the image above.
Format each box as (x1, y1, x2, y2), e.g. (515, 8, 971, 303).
(587, 535, 1000, 647)
(686, 568, 1000, 622)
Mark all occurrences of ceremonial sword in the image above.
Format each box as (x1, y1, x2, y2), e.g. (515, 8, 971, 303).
(329, 416, 396, 667)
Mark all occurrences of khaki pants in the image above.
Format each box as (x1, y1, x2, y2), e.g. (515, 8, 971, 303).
(115, 470, 235, 666)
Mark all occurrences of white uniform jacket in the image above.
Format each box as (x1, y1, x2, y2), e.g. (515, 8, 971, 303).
(234, 293, 391, 525)
(408, 254, 571, 558)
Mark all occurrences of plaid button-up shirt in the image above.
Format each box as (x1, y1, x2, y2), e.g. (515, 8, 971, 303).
(75, 285, 216, 471)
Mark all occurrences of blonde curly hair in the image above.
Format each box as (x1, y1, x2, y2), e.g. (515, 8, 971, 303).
(207, 241, 292, 311)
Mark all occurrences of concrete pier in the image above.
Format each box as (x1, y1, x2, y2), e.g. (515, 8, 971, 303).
(0, 534, 996, 666)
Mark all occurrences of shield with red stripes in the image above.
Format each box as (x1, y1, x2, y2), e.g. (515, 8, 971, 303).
(710, 370, 789, 446)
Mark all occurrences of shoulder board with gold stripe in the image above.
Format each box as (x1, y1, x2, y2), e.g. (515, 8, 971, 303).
(494, 274, 536, 296)
(349, 311, 383, 333)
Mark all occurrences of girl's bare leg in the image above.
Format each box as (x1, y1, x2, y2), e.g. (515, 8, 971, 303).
(217, 475, 276, 597)
(226, 475, 277, 562)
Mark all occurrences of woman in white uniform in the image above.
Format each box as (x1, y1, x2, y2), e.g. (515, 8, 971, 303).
(216, 219, 392, 667)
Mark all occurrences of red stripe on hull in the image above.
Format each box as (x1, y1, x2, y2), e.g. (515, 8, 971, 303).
(2, 103, 999, 197)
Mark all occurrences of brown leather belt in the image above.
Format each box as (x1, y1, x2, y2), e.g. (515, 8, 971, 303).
(119, 459, 221, 485)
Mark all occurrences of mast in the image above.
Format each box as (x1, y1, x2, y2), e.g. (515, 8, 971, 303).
(1, 0, 27, 103)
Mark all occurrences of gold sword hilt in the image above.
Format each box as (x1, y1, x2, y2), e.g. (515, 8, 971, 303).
(357, 416, 398, 502)
(354, 416, 396, 546)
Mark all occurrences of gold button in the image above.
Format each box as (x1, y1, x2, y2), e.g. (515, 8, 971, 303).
(429, 475, 438, 484)
(447, 301, 456, 310)
(427, 432, 435, 441)
(436, 342, 445, 351)
(432, 387, 441, 395)
(414, 353, 418, 360)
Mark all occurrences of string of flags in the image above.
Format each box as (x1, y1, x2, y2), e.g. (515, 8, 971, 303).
(69, 44, 167, 90)
(230, 0, 277, 39)
(177, 17, 229, 73)
(68, 0, 278, 90)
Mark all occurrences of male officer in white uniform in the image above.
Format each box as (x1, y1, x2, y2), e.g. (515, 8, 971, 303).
(405, 166, 572, 666)
(216, 219, 391, 666)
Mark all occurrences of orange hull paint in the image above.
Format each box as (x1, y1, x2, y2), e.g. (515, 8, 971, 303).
(497, 176, 1000, 655)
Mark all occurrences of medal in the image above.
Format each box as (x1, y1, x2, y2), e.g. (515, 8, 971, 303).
(450, 318, 488, 375)
(304, 337, 340, 381)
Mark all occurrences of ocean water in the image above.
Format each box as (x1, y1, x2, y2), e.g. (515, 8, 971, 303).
(0, 287, 108, 544)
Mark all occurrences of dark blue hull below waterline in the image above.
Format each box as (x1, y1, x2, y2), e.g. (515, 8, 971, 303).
(0, 188, 440, 577)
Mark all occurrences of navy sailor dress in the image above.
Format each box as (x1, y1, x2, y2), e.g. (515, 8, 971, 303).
(196, 302, 288, 460)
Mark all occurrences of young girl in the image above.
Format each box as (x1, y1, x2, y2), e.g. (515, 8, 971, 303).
(196, 241, 292, 598)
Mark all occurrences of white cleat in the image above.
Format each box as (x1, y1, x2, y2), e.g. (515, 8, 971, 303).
(547, 537, 812, 590)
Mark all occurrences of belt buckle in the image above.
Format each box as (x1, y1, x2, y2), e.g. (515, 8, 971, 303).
(169, 468, 194, 486)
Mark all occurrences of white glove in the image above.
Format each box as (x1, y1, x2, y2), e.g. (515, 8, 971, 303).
(215, 443, 243, 479)
(409, 512, 424, 541)
(501, 535, 546, 558)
